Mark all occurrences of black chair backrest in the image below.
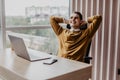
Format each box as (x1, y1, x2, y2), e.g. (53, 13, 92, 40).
(85, 40, 92, 58)
(84, 40, 92, 64)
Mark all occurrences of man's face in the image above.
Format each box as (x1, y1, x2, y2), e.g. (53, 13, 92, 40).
(69, 13, 82, 29)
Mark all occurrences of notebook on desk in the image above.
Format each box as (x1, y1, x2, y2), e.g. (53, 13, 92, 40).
(8, 35, 51, 62)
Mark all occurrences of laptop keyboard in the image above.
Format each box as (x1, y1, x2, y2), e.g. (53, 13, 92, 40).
(28, 50, 51, 60)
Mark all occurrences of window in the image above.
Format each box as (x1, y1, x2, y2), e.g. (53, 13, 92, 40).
(3, 0, 70, 54)
(5, 0, 69, 26)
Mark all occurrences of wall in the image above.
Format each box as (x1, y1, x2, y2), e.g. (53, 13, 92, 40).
(71, 0, 120, 80)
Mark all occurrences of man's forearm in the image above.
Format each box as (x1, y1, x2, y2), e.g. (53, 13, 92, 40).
(50, 16, 64, 35)
(87, 15, 102, 23)
(50, 16, 64, 24)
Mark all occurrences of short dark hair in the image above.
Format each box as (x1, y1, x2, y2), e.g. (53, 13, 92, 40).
(74, 11, 83, 20)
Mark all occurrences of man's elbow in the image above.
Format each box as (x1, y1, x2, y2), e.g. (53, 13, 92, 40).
(50, 16, 55, 24)
(98, 15, 102, 22)
(50, 16, 54, 21)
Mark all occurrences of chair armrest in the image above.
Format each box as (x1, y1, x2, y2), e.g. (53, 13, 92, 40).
(84, 57, 92, 64)
(84, 57, 92, 60)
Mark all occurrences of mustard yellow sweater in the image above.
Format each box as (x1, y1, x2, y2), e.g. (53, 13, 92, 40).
(50, 15, 102, 62)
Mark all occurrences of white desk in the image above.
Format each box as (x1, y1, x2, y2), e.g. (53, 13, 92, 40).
(0, 49, 92, 80)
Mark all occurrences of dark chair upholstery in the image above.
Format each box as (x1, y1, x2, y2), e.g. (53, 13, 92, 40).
(84, 40, 92, 64)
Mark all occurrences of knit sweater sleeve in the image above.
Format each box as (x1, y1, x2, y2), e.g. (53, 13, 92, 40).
(87, 15, 102, 38)
(50, 16, 64, 36)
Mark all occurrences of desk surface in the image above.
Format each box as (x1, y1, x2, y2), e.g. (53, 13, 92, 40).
(0, 49, 92, 80)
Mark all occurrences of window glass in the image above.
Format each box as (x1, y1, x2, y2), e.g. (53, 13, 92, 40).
(5, 0, 69, 54)
(5, 0, 69, 27)
(7, 29, 58, 54)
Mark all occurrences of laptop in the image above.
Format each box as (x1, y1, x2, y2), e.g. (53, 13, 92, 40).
(8, 35, 51, 62)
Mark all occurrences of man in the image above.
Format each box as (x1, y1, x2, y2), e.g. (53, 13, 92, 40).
(50, 12, 102, 62)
